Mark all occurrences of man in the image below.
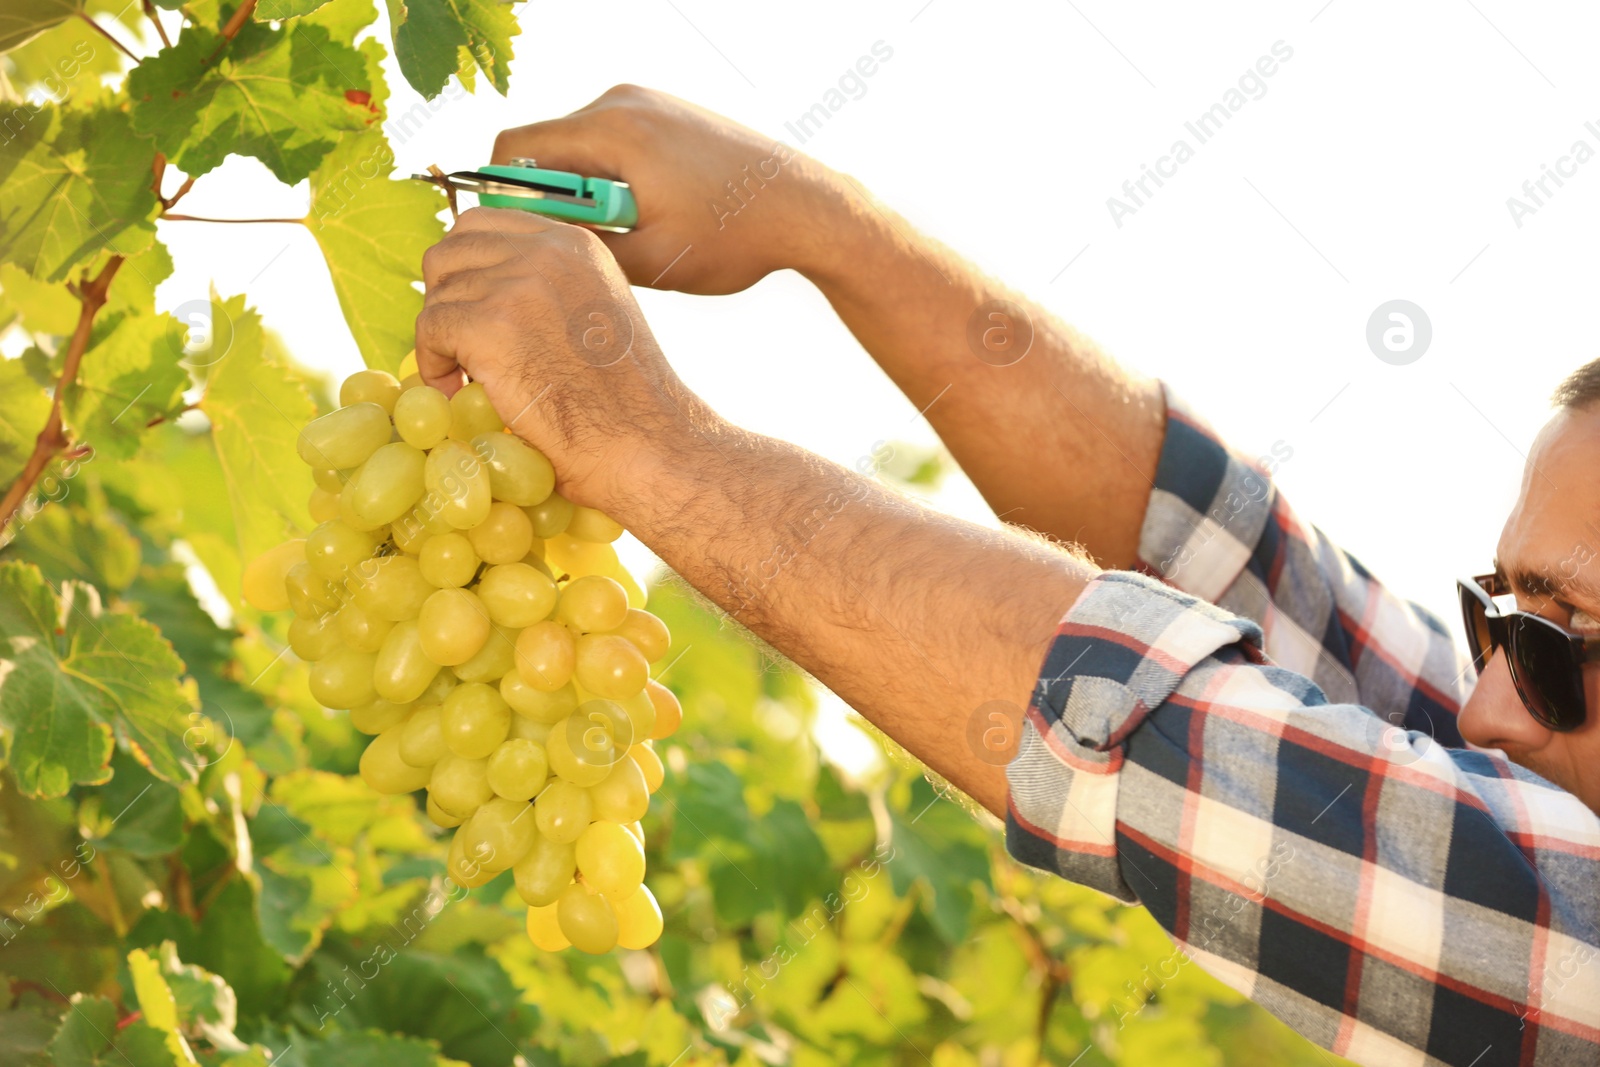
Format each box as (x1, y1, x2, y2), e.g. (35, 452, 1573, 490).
(415, 86, 1600, 1067)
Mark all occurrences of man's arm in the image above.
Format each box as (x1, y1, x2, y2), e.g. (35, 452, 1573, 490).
(489, 85, 1165, 568)
(414, 206, 1097, 814)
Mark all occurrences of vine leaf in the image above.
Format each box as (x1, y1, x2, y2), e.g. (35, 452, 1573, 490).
(0, 0, 82, 55)
(0, 562, 196, 799)
(0, 356, 51, 487)
(197, 293, 316, 568)
(61, 309, 190, 461)
(255, 0, 333, 17)
(0, 104, 160, 282)
(127, 21, 373, 185)
(305, 129, 445, 374)
(384, 0, 519, 99)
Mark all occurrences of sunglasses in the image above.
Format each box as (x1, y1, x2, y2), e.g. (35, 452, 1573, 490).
(1458, 573, 1600, 732)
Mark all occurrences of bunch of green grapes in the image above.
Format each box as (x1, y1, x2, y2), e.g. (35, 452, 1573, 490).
(241, 362, 683, 955)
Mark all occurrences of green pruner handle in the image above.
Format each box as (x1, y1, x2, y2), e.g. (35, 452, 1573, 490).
(477, 160, 638, 232)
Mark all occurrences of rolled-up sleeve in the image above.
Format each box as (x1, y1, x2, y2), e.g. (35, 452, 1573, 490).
(1007, 571, 1600, 1067)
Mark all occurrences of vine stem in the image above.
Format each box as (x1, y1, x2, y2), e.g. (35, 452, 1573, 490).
(0, 257, 124, 535)
(205, 0, 258, 64)
(74, 12, 141, 64)
(143, 0, 172, 48)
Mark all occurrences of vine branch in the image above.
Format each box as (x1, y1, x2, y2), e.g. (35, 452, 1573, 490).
(205, 0, 259, 65)
(75, 12, 141, 64)
(162, 214, 302, 224)
(0, 257, 124, 535)
(143, 0, 173, 49)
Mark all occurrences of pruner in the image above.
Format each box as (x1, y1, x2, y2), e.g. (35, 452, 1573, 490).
(413, 159, 638, 232)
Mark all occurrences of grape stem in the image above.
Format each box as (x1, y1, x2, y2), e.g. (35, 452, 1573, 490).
(75, 12, 141, 64)
(143, 0, 173, 49)
(0, 257, 124, 536)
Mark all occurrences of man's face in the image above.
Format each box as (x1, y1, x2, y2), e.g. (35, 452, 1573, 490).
(1457, 405, 1600, 813)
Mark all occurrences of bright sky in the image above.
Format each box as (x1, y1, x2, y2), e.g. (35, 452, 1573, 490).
(144, 0, 1600, 761)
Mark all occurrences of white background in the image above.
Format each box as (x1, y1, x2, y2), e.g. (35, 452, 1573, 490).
(152, 0, 1600, 636)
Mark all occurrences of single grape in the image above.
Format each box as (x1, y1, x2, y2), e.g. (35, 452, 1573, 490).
(345, 441, 426, 527)
(575, 821, 645, 900)
(566, 506, 624, 543)
(588, 756, 649, 824)
(421, 669, 458, 704)
(243, 539, 307, 612)
(339, 369, 402, 413)
(556, 575, 629, 633)
(297, 402, 390, 469)
(526, 902, 571, 951)
(507, 715, 552, 745)
(429, 754, 493, 817)
(487, 738, 549, 801)
(418, 532, 479, 588)
(533, 779, 592, 844)
(426, 794, 464, 828)
(335, 465, 387, 533)
(392, 384, 451, 449)
(646, 679, 683, 740)
(459, 796, 538, 871)
(287, 612, 340, 661)
(451, 624, 516, 684)
(616, 689, 657, 743)
(467, 501, 534, 565)
(613, 885, 663, 950)
(574, 633, 649, 699)
(631, 743, 664, 794)
(425, 440, 492, 529)
(501, 674, 578, 724)
(447, 382, 504, 441)
(305, 521, 380, 583)
(476, 563, 557, 628)
(359, 726, 431, 795)
(373, 619, 443, 703)
(623, 821, 645, 844)
(441, 681, 511, 759)
(308, 486, 340, 524)
(556, 882, 618, 954)
(336, 601, 394, 653)
(350, 699, 413, 735)
(398, 704, 448, 767)
(514, 621, 575, 692)
(308, 647, 378, 709)
(351, 555, 433, 621)
(546, 712, 616, 787)
(513, 835, 576, 907)
(284, 561, 339, 620)
(472, 432, 556, 506)
(523, 493, 574, 539)
(544, 534, 618, 581)
(611, 565, 648, 611)
(418, 587, 491, 666)
(312, 467, 344, 492)
(575, 698, 636, 752)
(606, 609, 670, 664)
(446, 825, 500, 888)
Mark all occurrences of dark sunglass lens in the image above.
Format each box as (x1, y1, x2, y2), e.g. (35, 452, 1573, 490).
(1459, 584, 1493, 669)
(1508, 617, 1586, 731)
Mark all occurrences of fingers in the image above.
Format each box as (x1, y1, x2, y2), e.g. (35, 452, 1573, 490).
(490, 115, 629, 181)
(414, 301, 474, 397)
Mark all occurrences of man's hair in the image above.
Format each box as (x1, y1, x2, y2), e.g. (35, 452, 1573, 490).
(1552, 357, 1600, 410)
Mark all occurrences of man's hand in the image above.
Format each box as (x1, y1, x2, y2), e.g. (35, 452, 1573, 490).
(414, 206, 709, 511)
(491, 85, 845, 295)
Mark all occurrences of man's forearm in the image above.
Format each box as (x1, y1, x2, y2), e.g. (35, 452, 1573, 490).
(799, 183, 1165, 570)
(606, 411, 1097, 816)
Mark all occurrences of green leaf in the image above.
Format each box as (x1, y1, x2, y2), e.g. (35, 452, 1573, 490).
(48, 995, 181, 1067)
(301, 0, 381, 45)
(0, 103, 159, 282)
(196, 294, 316, 568)
(254, 0, 332, 17)
(0, 562, 194, 797)
(305, 130, 444, 375)
(85, 750, 184, 857)
(126, 947, 198, 1066)
(0, 262, 78, 334)
(4, 499, 142, 592)
(0, 357, 51, 487)
(294, 1029, 449, 1067)
(2, 13, 123, 89)
(0, 0, 81, 54)
(0, 1002, 60, 1067)
(385, 0, 518, 98)
(105, 239, 175, 319)
(60, 309, 190, 460)
(885, 779, 991, 943)
(127, 22, 374, 185)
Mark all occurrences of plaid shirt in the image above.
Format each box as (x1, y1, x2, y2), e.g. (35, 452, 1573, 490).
(1005, 389, 1600, 1067)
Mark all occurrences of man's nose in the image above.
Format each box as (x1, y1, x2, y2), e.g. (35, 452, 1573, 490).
(1457, 647, 1553, 751)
